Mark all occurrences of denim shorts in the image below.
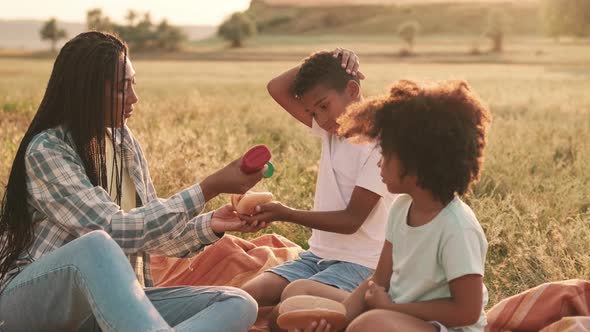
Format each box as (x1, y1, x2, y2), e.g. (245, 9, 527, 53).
(268, 251, 374, 292)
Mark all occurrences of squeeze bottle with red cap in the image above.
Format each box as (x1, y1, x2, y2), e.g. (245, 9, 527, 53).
(240, 145, 274, 178)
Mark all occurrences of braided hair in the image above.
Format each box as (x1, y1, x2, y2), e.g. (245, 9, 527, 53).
(0, 31, 128, 285)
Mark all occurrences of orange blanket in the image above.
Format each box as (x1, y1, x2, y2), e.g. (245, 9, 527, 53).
(151, 234, 302, 332)
(152, 236, 590, 332)
(151, 234, 303, 288)
(486, 279, 590, 332)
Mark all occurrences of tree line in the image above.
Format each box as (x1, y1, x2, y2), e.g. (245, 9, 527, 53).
(41, 9, 187, 52)
(40, 1, 590, 53)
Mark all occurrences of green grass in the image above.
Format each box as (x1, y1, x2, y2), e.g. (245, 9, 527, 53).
(1, 50, 590, 307)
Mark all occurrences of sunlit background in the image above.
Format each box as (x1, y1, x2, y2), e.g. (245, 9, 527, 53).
(1, 0, 251, 25)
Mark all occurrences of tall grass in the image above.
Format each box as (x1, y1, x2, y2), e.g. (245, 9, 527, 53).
(1, 57, 589, 306)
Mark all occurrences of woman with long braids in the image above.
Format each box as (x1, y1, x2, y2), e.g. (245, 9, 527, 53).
(0, 31, 265, 331)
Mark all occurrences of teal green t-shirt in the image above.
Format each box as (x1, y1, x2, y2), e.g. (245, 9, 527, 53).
(386, 194, 488, 332)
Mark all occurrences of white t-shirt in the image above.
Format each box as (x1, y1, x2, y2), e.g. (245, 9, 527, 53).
(307, 119, 395, 269)
(387, 194, 488, 332)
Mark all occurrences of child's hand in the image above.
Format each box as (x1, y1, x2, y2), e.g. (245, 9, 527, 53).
(241, 201, 290, 223)
(364, 280, 392, 310)
(290, 319, 331, 332)
(211, 204, 268, 234)
(332, 47, 365, 79)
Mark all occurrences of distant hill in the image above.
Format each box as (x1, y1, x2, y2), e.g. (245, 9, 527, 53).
(0, 20, 215, 50)
(263, 0, 537, 5)
(247, 0, 541, 35)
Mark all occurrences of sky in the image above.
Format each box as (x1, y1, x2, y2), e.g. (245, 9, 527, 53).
(0, 0, 252, 25)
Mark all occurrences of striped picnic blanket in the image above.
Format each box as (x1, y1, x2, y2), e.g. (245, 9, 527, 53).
(486, 279, 590, 332)
(152, 236, 590, 332)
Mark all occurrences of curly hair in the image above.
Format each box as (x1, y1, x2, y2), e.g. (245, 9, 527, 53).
(338, 79, 491, 203)
(292, 50, 360, 98)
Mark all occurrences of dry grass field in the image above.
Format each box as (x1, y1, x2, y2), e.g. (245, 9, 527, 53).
(1, 36, 589, 306)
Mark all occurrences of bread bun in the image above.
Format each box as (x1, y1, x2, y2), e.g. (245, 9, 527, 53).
(277, 295, 347, 331)
(230, 191, 273, 215)
(231, 194, 241, 210)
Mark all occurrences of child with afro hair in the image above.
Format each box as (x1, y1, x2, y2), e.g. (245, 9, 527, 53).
(333, 79, 492, 332)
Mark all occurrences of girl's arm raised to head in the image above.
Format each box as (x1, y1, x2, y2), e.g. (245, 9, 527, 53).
(343, 240, 394, 322)
(267, 49, 363, 129)
(267, 65, 313, 128)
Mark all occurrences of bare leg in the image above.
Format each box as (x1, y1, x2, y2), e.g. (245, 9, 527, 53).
(346, 309, 438, 332)
(241, 272, 290, 307)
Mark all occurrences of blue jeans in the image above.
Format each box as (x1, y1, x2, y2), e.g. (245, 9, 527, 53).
(0, 231, 257, 332)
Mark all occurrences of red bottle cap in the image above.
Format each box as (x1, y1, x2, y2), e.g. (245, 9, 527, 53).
(240, 145, 272, 174)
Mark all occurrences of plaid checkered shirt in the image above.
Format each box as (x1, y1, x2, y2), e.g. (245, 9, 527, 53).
(2, 125, 220, 289)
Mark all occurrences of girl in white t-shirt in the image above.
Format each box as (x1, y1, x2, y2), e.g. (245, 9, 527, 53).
(319, 79, 492, 332)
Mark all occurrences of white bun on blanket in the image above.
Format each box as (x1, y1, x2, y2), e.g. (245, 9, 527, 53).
(277, 295, 347, 331)
(230, 191, 274, 215)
